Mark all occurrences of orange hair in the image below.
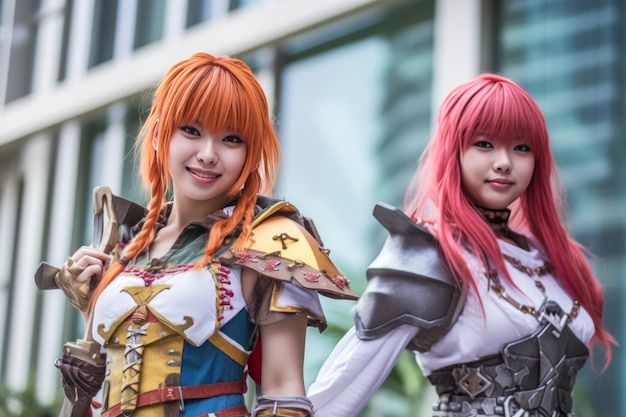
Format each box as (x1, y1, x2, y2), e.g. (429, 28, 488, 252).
(91, 52, 280, 307)
(404, 73, 614, 368)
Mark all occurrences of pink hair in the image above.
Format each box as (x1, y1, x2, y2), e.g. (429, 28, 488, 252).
(404, 73, 613, 367)
(91, 52, 279, 307)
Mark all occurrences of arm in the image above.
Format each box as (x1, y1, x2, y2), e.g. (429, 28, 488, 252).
(307, 324, 418, 417)
(241, 267, 315, 417)
(260, 313, 307, 395)
(252, 314, 315, 416)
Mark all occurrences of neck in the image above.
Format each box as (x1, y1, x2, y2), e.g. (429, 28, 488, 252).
(474, 205, 530, 250)
(474, 205, 511, 234)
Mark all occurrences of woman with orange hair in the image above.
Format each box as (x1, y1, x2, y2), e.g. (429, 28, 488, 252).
(53, 52, 355, 417)
(307, 73, 614, 417)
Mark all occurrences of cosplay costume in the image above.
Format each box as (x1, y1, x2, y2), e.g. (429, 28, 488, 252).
(86, 195, 356, 417)
(308, 202, 594, 417)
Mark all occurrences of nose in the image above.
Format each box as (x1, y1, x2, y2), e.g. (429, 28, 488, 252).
(197, 139, 218, 164)
(493, 149, 512, 173)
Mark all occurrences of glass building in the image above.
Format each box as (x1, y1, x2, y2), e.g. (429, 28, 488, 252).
(0, 0, 622, 415)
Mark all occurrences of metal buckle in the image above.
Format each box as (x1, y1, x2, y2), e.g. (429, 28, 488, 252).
(537, 300, 568, 337)
(455, 366, 492, 399)
(178, 386, 185, 412)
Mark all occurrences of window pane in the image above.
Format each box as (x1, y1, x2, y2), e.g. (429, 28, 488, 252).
(57, 0, 74, 81)
(495, 0, 625, 414)
(134, 0, 166, 50)
(6, 0, 39, 102)
(122, 99, 144, 204)
(186, 0, 212, 28)
(89, 0, 118, 67)
(228, 0, 261, 12)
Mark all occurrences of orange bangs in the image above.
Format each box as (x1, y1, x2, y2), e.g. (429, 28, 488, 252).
(140, 52, 279, 198)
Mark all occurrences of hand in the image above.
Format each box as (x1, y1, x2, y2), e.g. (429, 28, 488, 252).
(55, 247, 111, 312)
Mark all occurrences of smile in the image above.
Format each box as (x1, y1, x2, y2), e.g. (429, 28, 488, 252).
(188, 168, 218, 179)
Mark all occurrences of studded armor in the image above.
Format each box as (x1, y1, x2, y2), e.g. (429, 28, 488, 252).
(427, 300, 589, 417)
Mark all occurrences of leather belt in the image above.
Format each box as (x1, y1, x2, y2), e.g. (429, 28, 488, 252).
(203, 404, 250, 417)
(102, 379, 247, 417)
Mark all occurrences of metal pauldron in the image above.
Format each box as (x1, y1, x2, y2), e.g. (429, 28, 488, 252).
(428, 301, 589, 417)
(354, 202, 462, 352)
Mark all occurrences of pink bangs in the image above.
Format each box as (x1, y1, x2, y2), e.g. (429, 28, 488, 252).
(455, 74, 549, 154)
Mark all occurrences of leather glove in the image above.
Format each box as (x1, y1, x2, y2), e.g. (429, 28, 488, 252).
(55, 257, 90, 312)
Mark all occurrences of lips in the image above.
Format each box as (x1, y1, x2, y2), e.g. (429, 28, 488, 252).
(487, 178, 513, 185)
(187, 167, 218, 179)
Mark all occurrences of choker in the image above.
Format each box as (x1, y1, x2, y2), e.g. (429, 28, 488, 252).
(475, 205, 530, 251)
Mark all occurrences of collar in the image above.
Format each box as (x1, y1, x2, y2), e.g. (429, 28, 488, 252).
(475, 205, 530, 251)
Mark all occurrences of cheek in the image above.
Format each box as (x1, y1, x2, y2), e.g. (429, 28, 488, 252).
(460, 156, 478, 187)
(232, 150, 248, 176)
(521, 159, 536, 186)
(460, 163, 481, 203)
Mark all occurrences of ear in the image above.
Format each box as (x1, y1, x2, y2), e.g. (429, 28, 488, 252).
(152, 120, 159, 150)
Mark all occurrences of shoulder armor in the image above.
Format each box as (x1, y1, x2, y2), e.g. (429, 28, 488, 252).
(353, 202, 463, 352)
(219, 197, 358, 301)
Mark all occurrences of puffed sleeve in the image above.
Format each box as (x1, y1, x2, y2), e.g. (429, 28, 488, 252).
(307, 324, 418, 416)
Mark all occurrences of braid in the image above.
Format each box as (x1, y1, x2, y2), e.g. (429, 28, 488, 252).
(88, 172, 166, 311)
(194, 177, 260, 269)
(232, 174, 261, 251)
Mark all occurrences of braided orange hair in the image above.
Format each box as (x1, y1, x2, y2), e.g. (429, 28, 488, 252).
(90, 52, 280, 308)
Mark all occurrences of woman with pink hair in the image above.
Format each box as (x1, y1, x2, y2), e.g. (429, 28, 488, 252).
(308, 73, 614, 417)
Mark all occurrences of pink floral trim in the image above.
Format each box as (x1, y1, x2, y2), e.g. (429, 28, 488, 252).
(214, 265, 234, 323)
(125, 264, 193, 287)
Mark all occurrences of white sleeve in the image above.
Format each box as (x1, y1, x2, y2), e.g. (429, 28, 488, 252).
(307, 324, 419, 417)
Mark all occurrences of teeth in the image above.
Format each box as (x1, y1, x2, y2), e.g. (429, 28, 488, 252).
(190, 169, 216, 179)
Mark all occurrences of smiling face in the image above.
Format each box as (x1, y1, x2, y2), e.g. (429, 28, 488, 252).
(460, 134, 535, 210)
(167, 123, 247, 213)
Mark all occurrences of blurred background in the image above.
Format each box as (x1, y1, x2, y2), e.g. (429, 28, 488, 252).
(0, 0, 623, 416)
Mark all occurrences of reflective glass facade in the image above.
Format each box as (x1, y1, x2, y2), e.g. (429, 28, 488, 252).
(495, 1, 624, 414)
(277, 3, 436, 416)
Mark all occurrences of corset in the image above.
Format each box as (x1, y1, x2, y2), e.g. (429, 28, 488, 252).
(427, 300, 589, 417)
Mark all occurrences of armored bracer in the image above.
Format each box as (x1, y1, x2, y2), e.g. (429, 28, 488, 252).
(353, 202, 463, 352)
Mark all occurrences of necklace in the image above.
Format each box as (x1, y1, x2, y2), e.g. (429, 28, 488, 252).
(503, 254, 554, 278)
(487, 256, 580, 324)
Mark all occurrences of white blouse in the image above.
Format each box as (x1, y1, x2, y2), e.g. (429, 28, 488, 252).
(308, 238, 595, 417)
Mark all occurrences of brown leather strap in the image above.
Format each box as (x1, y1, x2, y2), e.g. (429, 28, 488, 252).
(163, 373, 181, 417)
(255, 408, 311, 417)
(209, 404, 250, 417)
(102, 379, 246, 417)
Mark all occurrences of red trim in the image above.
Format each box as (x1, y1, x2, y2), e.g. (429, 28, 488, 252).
(248, 334, 262, 385)
(101, 379, 246, 417)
